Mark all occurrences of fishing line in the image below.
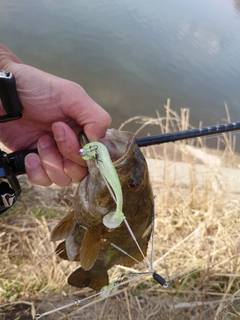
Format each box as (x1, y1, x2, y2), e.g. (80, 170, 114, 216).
(2, 126, 238, 202)
(104, 209, 170, 287)
(33, 195, 169, 319)
(99, 170, 116, 203)
(77, 183, 171, 289)
(32, 159, 172, 319)
(0, 142, 197, 318)
(88, 147, 152, 269)
(1, 128, 238, 318)
(33, 273, 147, 319)
(123, 217, 151, 269)
(150, 198, 157, 273)
(107, 241, 147, 268)
(77, 223, 149, 270)
(73, 222, 149, 272)
(32, 187, 218, 318)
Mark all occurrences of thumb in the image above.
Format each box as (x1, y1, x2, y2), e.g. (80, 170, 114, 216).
(60, 81, 112, 141)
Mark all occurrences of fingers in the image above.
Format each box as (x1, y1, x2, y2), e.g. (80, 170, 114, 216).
(25, 135, 72, 186)
(62, 158, 88, 182)
(82, 106, 112, 142)
(25, 124, 89, 186)
(52, 122, 89, 181)
(52, 122, 84, 165)
(25, 153, 52, 186)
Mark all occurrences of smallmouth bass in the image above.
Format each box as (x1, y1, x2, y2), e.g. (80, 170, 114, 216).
(51, 129, 154, 291)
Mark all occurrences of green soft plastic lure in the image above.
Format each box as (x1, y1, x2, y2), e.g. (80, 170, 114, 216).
(79, 142, 124, 229)
(100, 280, 118, 298)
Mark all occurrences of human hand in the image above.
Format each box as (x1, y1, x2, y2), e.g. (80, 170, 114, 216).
(0, 43, 111, 186)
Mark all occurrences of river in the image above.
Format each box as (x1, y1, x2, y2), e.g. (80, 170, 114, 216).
(1, 0, 240, 147)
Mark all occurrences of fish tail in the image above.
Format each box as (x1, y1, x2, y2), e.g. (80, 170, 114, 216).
(68, 267, 109, 291)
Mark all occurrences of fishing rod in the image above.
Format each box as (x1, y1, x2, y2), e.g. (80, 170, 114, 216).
(136, 121, 240, 147)
(1, 118, 239, 215)
(7, 120, 240, 177)
(1, 70, 240, 214)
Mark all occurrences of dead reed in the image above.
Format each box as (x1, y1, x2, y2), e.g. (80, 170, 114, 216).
(1, 100, 240, 319)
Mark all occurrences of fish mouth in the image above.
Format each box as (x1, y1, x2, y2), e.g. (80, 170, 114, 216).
(78, 129, 137, 168)
(98, 129, 137, 168)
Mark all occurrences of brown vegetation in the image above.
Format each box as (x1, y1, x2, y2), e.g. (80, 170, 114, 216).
(1, 101, 240, 319)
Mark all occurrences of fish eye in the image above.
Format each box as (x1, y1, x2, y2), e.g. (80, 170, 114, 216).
(127, 179, 138, 190)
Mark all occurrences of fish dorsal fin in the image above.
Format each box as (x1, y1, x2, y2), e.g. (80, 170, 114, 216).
(51, 211, 75, 241)
(68, 267, 109, 291)
(80, 226, 101, 271)
(56, 241, 80, 261)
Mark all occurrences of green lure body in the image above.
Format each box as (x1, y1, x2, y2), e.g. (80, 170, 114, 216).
(100, 280, 117, 298)
(81, 142, 124, 229)
(51, 129, 154, 292)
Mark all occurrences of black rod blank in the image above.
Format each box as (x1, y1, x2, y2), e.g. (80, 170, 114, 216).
(136, 121, 240, 147)
(6, 121, 240, 175)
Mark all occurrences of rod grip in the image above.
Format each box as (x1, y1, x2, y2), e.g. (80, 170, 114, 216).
(0, 71, 22, 116)
(7, 149, 38, 175)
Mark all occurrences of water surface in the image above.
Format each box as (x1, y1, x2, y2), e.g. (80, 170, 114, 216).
(1, 0, 240, 145)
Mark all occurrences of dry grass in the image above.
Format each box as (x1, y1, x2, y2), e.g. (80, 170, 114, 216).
(1, 100, 240, 319)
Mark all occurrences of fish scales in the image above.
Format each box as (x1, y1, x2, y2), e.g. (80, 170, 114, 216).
(51, 129, 154, 291)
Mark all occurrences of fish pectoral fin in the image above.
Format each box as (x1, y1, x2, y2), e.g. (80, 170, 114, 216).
(65, 234, 81, 261)
(68, 267, 109, 291)
(55, 240, 80, 261)
(51, 211, 75, 241)
(80, 226, 101, 271)
(55, 241, 68, 260)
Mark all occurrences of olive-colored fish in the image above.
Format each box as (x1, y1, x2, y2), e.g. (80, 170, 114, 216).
(51, 129, 154, 291)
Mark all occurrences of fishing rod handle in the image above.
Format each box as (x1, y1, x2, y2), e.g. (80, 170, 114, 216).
(7, 149, 38, 175)
(0, 71, 23, 122)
